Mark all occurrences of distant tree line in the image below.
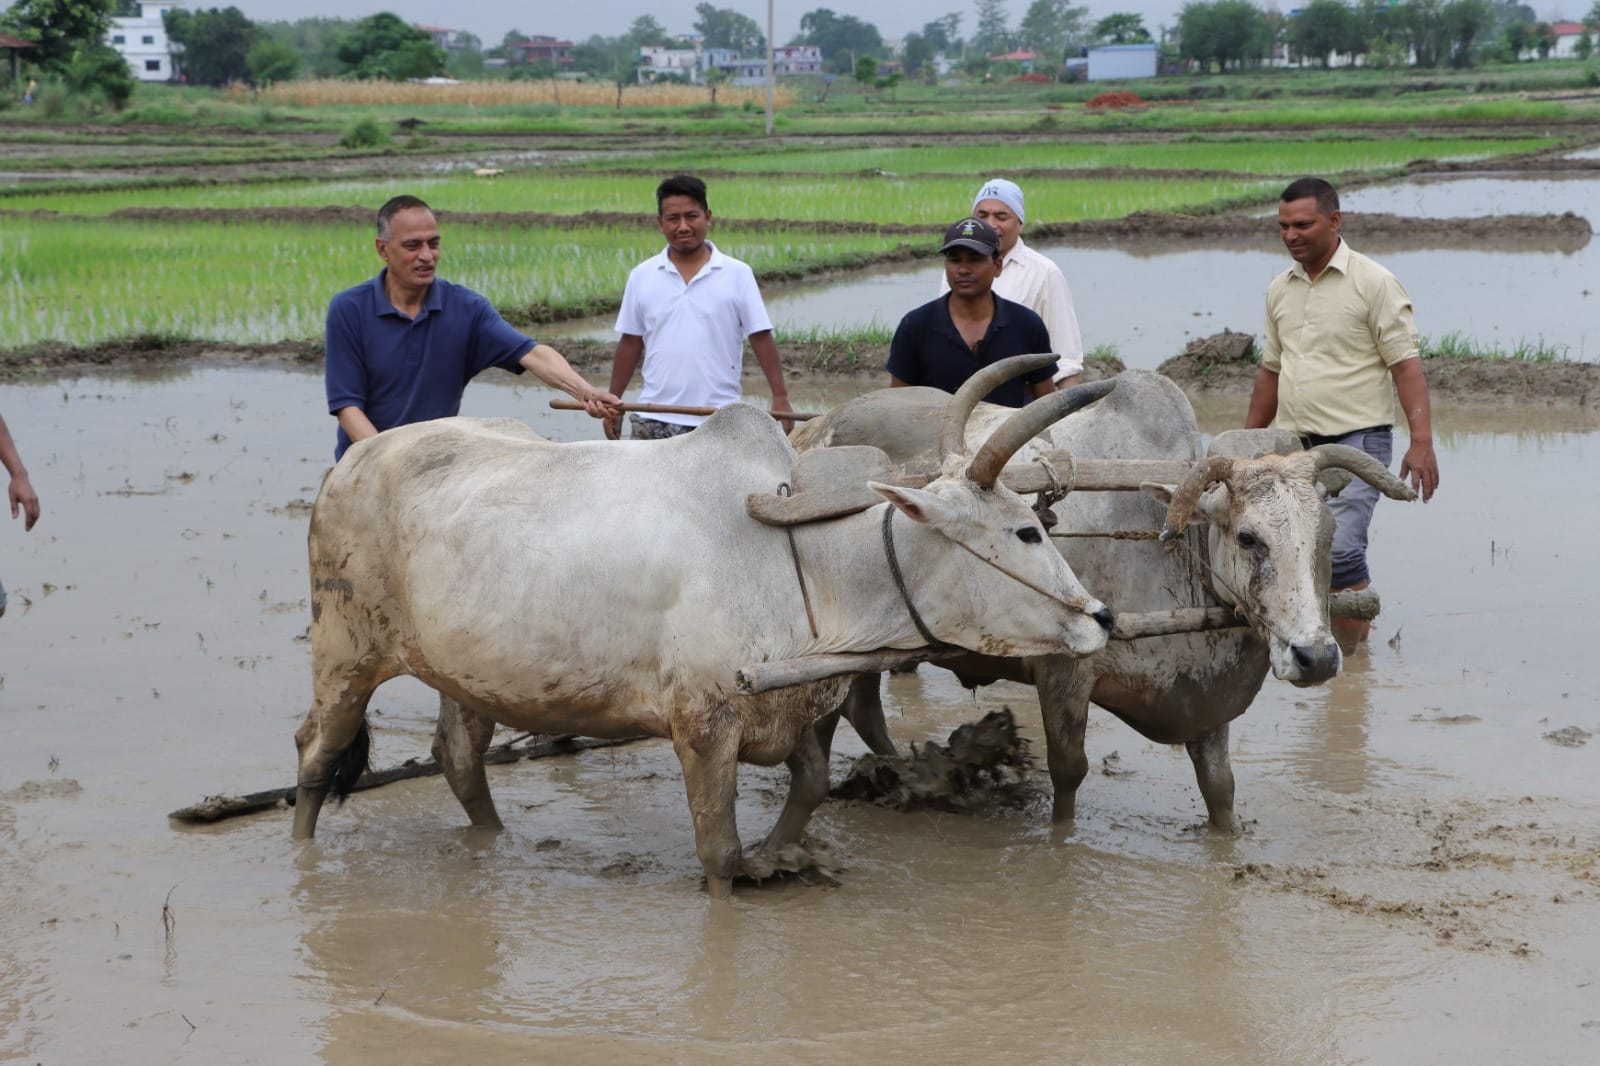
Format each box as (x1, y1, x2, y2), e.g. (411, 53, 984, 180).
(1181, 0, 1598, 72)
(5, 0, 1596, 110)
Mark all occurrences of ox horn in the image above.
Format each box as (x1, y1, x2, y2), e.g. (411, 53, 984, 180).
(1308, 444, 1419, 501)
(1158, 456, 1235, 542)
(966, 379, 1117, 489)
(938, 353, 1060, 461)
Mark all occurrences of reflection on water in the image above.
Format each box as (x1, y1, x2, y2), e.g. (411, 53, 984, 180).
(2, 368, 1599, 1063)
(1339, 172, 1600, 219)
(563, 173, 1599, 365)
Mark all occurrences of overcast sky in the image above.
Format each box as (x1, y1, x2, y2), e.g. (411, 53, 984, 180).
(227, 1, 1201, 49)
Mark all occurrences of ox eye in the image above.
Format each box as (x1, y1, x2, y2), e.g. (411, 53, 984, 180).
(1237, 530, 1260, 550)
(1017, 527, 1042, 544)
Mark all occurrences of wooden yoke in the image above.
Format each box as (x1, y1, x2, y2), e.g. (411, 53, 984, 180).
(747, 449, 1196, 527)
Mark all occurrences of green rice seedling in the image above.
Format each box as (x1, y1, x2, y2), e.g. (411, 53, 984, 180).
(580, 138, 1559, 177)
(1423, 331, 1571, 362)
(0, 216, 903, 349)
(0, 171, 1281, 224)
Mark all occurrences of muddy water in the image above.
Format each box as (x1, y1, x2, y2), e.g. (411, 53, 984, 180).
(2, 367, 1598, 1065)
(567, 174, 1600, 366)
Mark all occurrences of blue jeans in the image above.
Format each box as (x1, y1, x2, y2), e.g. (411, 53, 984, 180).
(1303, 426, 1393, 589)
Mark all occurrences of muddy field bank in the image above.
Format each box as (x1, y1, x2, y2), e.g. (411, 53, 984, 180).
(4, 337, 1595, 414)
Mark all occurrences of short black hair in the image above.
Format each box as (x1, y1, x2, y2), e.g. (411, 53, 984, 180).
(377, 195, 432, 238)
(656, 175, 709, 214)
(1280, 177, 1339, 215)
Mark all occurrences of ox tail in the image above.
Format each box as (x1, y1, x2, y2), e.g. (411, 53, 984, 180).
(328, 717, 372, 806)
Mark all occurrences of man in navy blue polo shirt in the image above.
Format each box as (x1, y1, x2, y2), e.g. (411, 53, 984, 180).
(887, 217, 1057, 408)
(324, 194, 620, 460)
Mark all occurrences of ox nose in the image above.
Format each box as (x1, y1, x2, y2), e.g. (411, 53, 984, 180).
(1291, 642, 1340, 683)
(1092, 606, 1115, 634)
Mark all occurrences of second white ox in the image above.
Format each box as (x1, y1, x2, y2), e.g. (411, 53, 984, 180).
(292, 358, 1114, 898)
(794, 370, 1418, 830)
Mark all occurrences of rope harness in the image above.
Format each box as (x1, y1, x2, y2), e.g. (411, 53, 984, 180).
(1040, 481, 1299, 649)
(880, 501, 1103, 649)
(776, 482, 820, 639)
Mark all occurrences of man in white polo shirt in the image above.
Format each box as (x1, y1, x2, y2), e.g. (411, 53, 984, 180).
(605, 174, 793, 439)
(943, 177, 1086, 389)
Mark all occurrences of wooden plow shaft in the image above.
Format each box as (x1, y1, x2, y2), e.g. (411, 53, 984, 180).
(735, 589, 1381, 695)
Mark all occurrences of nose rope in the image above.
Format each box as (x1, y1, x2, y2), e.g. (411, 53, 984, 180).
(881, 503, 1099, 649)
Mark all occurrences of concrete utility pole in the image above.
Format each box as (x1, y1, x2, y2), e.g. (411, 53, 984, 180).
(765, 0, 776, 136)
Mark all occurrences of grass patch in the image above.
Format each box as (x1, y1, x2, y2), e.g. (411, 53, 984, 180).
(1423, 332, 1571, 362)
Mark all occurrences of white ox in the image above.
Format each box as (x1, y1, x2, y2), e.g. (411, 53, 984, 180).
(793, 370, 1417, 830)
(292, 363, 1115, 897)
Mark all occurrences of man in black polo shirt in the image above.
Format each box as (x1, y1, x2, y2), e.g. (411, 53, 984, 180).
(886, 217, 1057, 407)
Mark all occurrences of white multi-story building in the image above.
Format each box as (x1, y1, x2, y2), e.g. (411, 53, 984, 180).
(638, 45, 700, 83)
(108, 1, 178, 82)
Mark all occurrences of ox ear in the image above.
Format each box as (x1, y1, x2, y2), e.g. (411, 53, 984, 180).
(871, 481, 957, 527)
(1141, 482, 1219, 525)
(1140, 481, 1176, 507)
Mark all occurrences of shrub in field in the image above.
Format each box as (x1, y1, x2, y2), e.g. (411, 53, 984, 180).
(115, 102, 191, 125)
(339, 118, 392, 149)
(65, 44, 137, 111)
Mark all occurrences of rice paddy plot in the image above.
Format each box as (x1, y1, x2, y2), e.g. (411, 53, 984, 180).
(0, 217, 900, 348)
(0, 172, 1280, 225)
(582, 138, 1561, 177)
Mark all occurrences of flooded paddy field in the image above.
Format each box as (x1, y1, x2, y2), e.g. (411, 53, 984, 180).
(1, 366, 1596, 1065)
(564, 171, 1600, 367)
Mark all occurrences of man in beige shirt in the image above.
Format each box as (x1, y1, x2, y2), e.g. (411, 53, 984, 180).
(1246, 177, 1440, 645)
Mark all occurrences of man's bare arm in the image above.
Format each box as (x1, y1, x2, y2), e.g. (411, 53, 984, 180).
(747, 329, 793, 430)
(605, 334, 646, 440)
(519, 343, 620, 417)
(334, 406, 380, 450)
(1390, 357, 1439, 502)
(1244, 368, 1280, 429)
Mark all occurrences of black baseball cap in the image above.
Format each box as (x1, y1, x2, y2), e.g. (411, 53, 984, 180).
(939, 216, 1000, 256)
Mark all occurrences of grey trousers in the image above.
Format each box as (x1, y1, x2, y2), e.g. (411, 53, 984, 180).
(1308, 426, 1394, 588)
(628, 415, 696, 440)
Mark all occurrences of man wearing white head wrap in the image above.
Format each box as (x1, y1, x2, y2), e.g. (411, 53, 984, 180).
(942, 177, 1085, 388)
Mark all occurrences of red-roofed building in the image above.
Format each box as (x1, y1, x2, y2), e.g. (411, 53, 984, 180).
(1551, 22, 1593, 59)
(514, 35, 575, 68)
(989, 49, 1038, 71)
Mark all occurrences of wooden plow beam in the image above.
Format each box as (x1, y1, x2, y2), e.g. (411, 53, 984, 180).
(735, 589, 1381, 695)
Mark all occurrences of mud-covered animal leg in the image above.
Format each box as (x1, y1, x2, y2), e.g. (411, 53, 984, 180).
(1185, 722, 1239, 832)
(1034, 655, 1098, 825)
(673, 705, 743, 899)
(433, 694, 504, 830)
(759, 725, 830, 853)
(840, 671, 897, 757)
(292, 667, 384, 839)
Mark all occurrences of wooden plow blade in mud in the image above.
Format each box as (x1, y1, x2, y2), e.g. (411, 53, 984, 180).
(737, 449, 1380, 696)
